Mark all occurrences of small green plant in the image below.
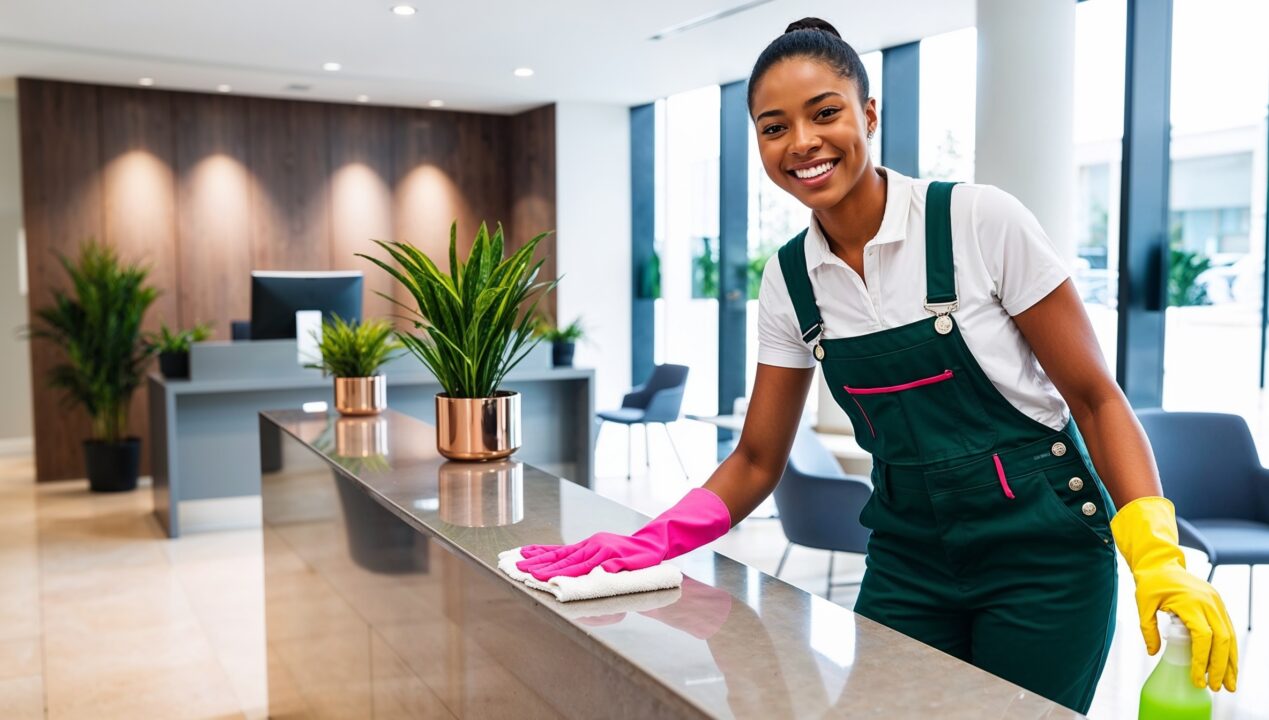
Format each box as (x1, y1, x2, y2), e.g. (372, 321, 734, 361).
(307, 316, 401, 378)
(146, 322, 213, 354)
(535, 317, 585, 343)
(358, 221, 556, 398)
(1168, 247, 1212, 307)
(29, 241, 158, 443)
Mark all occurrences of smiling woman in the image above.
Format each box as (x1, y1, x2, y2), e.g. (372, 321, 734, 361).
(520, 14, 1239, 716)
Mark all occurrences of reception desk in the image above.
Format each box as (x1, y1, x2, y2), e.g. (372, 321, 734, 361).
(149, 340, 593, 537)
(259, 408, 1084, 719)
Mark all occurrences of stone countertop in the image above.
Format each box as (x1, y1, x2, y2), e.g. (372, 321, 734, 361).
(260, 407, 1083, 720)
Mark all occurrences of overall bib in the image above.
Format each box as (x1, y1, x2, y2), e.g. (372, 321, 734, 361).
(777, 182, 1118, 713)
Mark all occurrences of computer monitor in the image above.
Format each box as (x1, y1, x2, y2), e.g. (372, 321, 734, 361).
(249, 271, 364, 340)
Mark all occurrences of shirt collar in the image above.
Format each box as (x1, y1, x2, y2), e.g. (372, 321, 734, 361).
(804, 166, 912, 270)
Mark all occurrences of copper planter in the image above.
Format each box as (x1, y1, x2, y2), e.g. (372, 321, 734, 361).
(334, 375, 387, 416)
(435, 391, 521, 461)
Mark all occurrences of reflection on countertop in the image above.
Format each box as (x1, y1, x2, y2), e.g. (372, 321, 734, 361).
(260, 408, 1083, 719)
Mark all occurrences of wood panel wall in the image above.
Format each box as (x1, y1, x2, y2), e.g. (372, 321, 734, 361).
(18, 78, 557, 482)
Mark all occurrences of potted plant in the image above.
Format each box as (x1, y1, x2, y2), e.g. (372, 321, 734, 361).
(30, 242, 157, 492)
(147, 322, 212, 379)
(535, 317, 585, 368)
(307, 315, 401, 416)
(358, 221, 556, 461)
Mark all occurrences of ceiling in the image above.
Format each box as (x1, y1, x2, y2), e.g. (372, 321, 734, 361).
(0, 0, 973, 113)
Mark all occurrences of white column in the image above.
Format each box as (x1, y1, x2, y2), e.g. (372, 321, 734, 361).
(554, 101, 632, 411)
(975, 0, 1077, 260)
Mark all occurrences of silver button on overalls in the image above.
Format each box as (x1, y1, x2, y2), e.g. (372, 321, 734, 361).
(1081, 502, 1097, 516)
(1051, 442, 1067, 457)
(1068, 477, 1084, 492)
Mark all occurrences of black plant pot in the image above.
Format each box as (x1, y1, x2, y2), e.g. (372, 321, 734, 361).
(158, 350, 190, 379)
(552, 341, 576, 368)
(83, 438, 142, 493)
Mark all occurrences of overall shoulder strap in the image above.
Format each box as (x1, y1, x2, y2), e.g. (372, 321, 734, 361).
(924, 181, 961, 306)
(776, 229, 824, 344)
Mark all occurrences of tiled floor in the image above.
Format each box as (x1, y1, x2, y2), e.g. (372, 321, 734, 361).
(0, 421, 1265, 719)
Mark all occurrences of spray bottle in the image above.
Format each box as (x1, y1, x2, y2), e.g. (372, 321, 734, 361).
(1139, 611, 1212, 720)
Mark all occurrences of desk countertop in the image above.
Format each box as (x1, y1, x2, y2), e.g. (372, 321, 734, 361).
(260, 408, 1082, 719)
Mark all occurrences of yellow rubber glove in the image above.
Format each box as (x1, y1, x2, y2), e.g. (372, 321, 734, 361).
(1110, 496, 1238, 692)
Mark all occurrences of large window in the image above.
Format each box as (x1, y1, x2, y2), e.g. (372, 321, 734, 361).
(653, 86, 721, 416)
(919, 28, 977, 181)
(1162, 0, 1269, 422)
(1073, 0, 1128, 368)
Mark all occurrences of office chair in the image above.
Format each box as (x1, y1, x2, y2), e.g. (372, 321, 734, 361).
(1137, 409, 1269, 629)
(598, 364, 690, 480)
(773, 425, 873, 601)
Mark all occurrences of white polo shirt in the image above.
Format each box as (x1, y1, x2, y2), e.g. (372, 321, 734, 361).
(757, 168, 1072, 431)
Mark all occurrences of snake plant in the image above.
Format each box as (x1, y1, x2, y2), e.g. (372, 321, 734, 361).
(358, 222, 557, 398)
(307, 316, 401, 378)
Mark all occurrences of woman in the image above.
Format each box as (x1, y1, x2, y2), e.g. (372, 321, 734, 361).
(517, 18, 1237, 712)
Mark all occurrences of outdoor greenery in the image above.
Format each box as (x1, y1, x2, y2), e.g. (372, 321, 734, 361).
(639, 251, 661, 299)
(358, 222, 556, 398)
(535, 317, 585, 343)
(30, 242, 158, 443)
(308, 316, 401, 378)
(146, 322, 213, 354)
(1169, 247, 1212, 307)
(691, 236, 719, 299)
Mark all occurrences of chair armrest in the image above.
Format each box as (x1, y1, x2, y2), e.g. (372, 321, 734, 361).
(643, 386, 686, 423)
(622, 383, 651, 408)
(1175, 515, 1216, 560)
(1257, 465, 1269, 523)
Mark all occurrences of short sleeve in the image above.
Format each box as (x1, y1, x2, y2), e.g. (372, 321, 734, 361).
(757, 254, 816, 369)
(971, 185, 1071, 316)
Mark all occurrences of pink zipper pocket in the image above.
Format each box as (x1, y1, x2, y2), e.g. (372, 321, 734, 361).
(993, 453, 1015, 499)
(842, 369, 954, 395)
(839, 370, 954, 439)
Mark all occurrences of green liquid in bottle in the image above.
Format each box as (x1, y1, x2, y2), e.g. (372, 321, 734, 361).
(1139, 614, 1211, 720)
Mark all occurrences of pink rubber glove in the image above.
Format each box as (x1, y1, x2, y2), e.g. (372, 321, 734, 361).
(515, 487, 732, 581)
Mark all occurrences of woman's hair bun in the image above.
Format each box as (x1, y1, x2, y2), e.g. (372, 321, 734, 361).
(784, 17, 842, 40)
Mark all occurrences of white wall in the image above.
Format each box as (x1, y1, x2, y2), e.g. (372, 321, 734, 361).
(0, 96, 32, 446)
(554, 102, 632, 413)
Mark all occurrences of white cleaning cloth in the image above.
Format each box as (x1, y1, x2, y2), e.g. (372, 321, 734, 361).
(498, 547, 683, 602)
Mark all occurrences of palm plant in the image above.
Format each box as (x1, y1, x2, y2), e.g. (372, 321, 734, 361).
(358, 222, 557, 398)
(534, 317, 585, 343)
(146, 322, 213, 354)
(308, 316, 402, 378)
(30, 242, 158, 443)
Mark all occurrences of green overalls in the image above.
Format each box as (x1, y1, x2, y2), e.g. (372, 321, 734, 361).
(777, 182, 1118, 713)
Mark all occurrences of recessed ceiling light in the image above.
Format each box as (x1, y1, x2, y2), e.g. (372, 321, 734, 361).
(428, 99, 444, 108)
(216, 84, 232, 93)
(391, 4, 416, 16)
(356, 95, 370, 103)
(513, 67, 534, 78)
(138, 77, 155, 87)
(323, 62, 342, 72)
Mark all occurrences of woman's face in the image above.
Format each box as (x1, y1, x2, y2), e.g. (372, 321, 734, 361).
(750, 57, 878, 211)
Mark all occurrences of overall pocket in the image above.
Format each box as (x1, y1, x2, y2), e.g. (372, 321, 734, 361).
(1022, 460, 1114, 550)
(833, 366, 996, 463)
